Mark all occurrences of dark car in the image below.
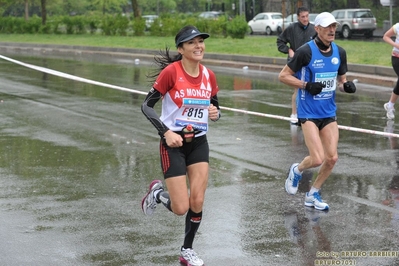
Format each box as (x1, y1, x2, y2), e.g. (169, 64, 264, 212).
(283, 13, 318, 30)
(198, 11, 225, 20)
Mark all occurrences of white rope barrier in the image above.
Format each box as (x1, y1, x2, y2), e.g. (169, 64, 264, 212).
(220, 106, 399, 139)
(0, 55, 147, 96)
(1, 54, 398, 139)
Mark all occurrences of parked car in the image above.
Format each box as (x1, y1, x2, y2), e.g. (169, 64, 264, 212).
(142, 15, 159, 30)
(248, 12, 283, 35)
(331, 8, 377, 39)
(283, 13, 318, 30)
(198, 11, 225, 20)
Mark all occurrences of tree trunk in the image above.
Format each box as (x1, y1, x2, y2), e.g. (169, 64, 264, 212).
(24, 0, 29, 21)
(131, 0, 140, 18)
(41, 0, 47, 25)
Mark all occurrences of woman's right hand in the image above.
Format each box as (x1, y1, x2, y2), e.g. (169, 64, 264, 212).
(164, 130, 183, 147)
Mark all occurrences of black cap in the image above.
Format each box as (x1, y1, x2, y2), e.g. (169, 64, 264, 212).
(175, 26, 210, 48)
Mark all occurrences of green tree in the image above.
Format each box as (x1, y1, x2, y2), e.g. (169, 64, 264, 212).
(90, 0, 127, 14)
(137, 0, 175, 14)
(0, 0, 37, 19)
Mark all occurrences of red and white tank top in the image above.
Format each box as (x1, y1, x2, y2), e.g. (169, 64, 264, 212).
(153, 61, 219, 134)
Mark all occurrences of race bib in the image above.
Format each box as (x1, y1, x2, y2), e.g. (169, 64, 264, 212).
(175, 98, 210, 131)
(314, 72, 337, 100)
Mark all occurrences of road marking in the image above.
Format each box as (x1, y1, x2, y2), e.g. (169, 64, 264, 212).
(337, 193, 399, 215)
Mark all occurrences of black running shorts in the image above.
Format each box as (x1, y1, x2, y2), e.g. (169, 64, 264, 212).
(159, 135, 209, 179)
(298, 117, 337, 130)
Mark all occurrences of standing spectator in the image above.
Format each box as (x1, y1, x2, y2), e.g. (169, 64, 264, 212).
(141, 25, 221, 266)
(277, 6, 317, 125)
(383, 23, 399, 120)
(278, 12, 356, 211)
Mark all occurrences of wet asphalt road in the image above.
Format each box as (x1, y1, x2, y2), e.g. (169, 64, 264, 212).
(0, 52, 398, 266)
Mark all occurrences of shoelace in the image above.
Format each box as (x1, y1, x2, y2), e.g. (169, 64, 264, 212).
(148, 201, 157, 210)
(292, 172, 301, 186)
(182, 249, 201, 263)
(146, 192, 158, 210)
(313, 192, 323, 202)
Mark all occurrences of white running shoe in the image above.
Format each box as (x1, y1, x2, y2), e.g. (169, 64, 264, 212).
(285, 163, 302, 195)
(384, 103, 395, 119)
(141, 180, 163, 216)
(290, 114, 298, 125)
(304, 192, 329, 211)
(179, 247, 204, 266)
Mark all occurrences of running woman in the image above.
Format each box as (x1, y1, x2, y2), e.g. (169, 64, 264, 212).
(141, 25, 221, 266)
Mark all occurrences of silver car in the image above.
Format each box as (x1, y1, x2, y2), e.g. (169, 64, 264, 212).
(331, 8, 377, 39)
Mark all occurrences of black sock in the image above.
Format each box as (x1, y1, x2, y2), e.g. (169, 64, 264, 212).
(158, 191, 172, 212)
(183, 209, 202, 249)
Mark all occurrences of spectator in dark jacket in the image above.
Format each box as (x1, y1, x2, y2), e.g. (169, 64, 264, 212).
(277, 7, 317, 125)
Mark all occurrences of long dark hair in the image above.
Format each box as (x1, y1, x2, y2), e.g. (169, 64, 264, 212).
(146, 47, 182, 82)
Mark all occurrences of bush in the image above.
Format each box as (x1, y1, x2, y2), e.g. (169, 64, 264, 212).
(86, 15, 100, 34)
(0, 13, 248, 39)
(11, 17, 25, 33)
(226, 15, 248, 39)
(208, 16, 228, 38)
(195, 19, 212, 36)
(132, 17, 146, 36)
(62, 16, 74, 34)
(40, 23, 52, 34)
(101, 14, 129, 36)
(115, 14, 130, 36)
(24, 16, 42, 34)
(158, 17, 183, 37)
(48, 16, 63, 34)
(73, 16, 86, 34)
(0, 17, 21, 33)
(148, 17, 164, 36)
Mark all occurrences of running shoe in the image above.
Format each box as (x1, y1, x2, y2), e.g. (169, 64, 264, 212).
(384, 103, 395, 119)
(179, 247, 204, 266)
(290, 114, 298, 125)
(285, 163, 302, 195)
(141, 180, 163, 216)
(304, 192, 329, 211)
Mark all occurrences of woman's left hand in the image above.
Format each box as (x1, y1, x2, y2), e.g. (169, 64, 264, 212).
(208, 104, 219, 121)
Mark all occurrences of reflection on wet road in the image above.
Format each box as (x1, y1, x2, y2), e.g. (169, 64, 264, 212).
(0, 53, 398, 266)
